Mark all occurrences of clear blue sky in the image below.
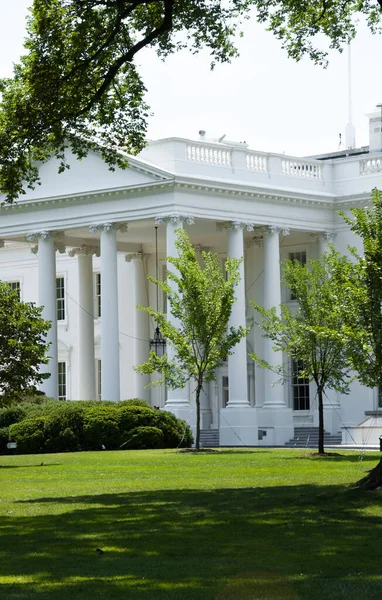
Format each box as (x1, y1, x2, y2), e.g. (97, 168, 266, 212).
(0, 1, 381, 156)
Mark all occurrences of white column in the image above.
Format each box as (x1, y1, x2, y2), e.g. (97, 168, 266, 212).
(263, 225, 288, 407)
(90, 223, 126, 401)
(154, 215, 195, 432)
(319, 232, 336, 255)
(125, 252, 150, 402)
(227, 223, 250, 407)
(217, 220, 258, 447)
(160, 215, 194, 408)
(70, 247, 97, 400)
(28, 231, 59, 399)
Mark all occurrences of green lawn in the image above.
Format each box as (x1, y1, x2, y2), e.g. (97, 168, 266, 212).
(0, 448, 381, 600)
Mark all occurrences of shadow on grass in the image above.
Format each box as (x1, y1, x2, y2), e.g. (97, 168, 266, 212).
(1, 484, 382, 600)
(281, 453, 381, 463)
(0, 463, 62, 469)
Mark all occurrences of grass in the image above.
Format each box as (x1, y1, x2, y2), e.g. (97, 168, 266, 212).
(0, 448, 381, 599)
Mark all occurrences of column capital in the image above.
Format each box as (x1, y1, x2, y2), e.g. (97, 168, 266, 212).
(264, 225, 290, 236)
(26, 230, 64, 242)
(125, 252, 150, 262)
(155, 214, 195, 226)
(216, 221, 255, 232)
(89, 222, 127, 234)
(310, 231, 336, 242)
(69, 245, 100, 257)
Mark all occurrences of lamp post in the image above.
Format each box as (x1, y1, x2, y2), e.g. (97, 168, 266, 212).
(149, 226, 166, 356)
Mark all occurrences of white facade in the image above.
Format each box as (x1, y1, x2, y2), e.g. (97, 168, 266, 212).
(1, 114, 382, 446)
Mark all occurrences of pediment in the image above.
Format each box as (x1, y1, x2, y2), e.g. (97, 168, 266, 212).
(10, 149, 171, 203)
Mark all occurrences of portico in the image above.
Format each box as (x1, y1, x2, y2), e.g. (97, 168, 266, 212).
(0, 130, 380, 445)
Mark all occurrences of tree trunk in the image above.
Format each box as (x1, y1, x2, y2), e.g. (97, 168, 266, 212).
(318, 386, 325, 455)
(352, 457, 382, 490)
(195, 382, 202, 451)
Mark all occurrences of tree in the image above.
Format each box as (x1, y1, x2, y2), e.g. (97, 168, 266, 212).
(251, 253, 353, 455)
(338, 189, 382, 489)
(0, 282, 50, 403)
(135, 228, 248, 450)
(0, 0, 381, 202)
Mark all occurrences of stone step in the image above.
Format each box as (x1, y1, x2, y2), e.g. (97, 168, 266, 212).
(200, 429, 220, 448)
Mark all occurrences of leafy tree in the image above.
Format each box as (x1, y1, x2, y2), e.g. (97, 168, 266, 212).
(251, 253, 353, 455)
(1, 0, 381, 201)
(0, 282, 50, 404)
(135, 228, 248, 450)
(338, 189, 382, 489)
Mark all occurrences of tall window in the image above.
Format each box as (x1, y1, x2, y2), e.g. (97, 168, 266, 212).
(56, 277, 65, 321)
(222, 376, 229, 408)
(58, 362, 67, 400)
(291, 359, 310, 411)
(6, 281, 21, 301)
(97, 360, 102, 400)
(95, 273, 101, 317)
(288, 251, 306, 300)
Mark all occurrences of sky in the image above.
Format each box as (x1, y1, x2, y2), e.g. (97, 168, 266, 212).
(0, 1, 381, 157)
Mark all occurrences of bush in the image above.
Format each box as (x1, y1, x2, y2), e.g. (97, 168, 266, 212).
(9, 417, 48, 454)
(118, 399, 151, 408)
(0, 405, 28, 428)
(83, 407, 121, 450)
(124, 426, 164, 449)
(5, 400, 193, 454)
(0, 427, 9, 454)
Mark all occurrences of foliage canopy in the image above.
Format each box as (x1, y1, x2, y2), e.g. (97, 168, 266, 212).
(136, 228, 248, 449)
(251, 252, 353, 453)
(0, 282, 50, 401)
(0, 0, 381, 201)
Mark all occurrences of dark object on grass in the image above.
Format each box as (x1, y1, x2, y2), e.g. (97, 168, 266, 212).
(96, 548, 104, 555)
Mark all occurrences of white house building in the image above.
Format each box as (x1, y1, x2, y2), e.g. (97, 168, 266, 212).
(1, 111, 382, 447)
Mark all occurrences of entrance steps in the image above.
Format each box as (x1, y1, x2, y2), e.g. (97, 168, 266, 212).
(285, 426, 342, 448)
(200, 429, 220, 448)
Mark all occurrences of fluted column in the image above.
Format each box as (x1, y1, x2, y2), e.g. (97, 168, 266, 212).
(27, 231, 62, 399)
(223, 221, 254, 407)
(89, 223, 126, 401)
(263, 225, 289, 407)
(69, 246, 99, 400)
(155, 215, 195, 409)
(125, 252, 150, 402)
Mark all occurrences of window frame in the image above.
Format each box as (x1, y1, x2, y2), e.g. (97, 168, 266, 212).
(290, 358, 310, 411)
(56, 276, 66, 322)
(58, 361, 67, 401)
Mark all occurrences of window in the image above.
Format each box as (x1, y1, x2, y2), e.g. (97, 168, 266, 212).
(58, 362, 67, 400)
(6, 281, 21, 301)
(56, 277, 65, 321)
(378, 387, 382, 409)
(222, 376, 229, 408)
(95, 273, 101, 317)
(291, 359, 310, 411)
(289, 251, 306, 265)
(97, 359, 102, 400)
(288, 251, 306, 300)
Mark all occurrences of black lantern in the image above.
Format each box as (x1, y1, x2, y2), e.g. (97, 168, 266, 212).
(149, 226, 166, 355)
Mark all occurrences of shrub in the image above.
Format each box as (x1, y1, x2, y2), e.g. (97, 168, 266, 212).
(0, 405, 28, 428)
(124, 426, 164, 449)
(83, 408, 121, 450)
(118, 399, 151, 408)
(9, 417, 47, 454)
(117, 406, 155, 433)
(150, 411, 193, 448)
(0, 427, 9, 454)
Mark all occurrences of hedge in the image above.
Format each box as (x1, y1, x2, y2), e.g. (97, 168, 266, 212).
(6, 400, 193, 454)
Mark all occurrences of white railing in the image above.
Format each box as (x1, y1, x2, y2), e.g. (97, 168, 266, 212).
(245, 152, 268, 172)
(281, 159, 322, 179)
(186, 144, 232, 167)
(360, 157, 382, 175)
